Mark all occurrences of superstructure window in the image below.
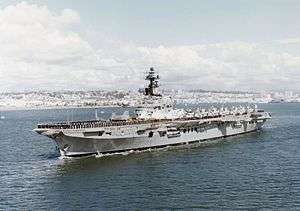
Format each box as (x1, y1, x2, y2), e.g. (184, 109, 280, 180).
(158, 131, 166, 137)
(148, 131, 154, 138)
(137, 130, 145, 135)
(84, 131, 105, 137)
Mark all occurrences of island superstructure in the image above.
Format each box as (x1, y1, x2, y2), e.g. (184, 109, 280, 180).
(34, 68, 271, 157)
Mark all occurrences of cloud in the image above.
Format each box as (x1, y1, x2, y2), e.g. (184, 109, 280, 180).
(278, 38, 300, 44)
(0, 2, 300, 92)
(108, 42, 300, 91)
(0, 2, 97, 91)
(0, 3, 93, 66)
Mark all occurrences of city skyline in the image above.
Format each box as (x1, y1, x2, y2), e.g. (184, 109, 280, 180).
(0, 1, 300, 92)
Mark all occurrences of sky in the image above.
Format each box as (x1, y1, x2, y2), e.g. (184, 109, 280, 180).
(0, 0, 300, 92)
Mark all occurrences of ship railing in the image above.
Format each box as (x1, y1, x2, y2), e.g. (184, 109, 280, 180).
(37, 118, 166, 129)
(36, 111, 253, 129)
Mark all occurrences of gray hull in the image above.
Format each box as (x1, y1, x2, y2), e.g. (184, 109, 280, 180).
(53, 121, 265, 157)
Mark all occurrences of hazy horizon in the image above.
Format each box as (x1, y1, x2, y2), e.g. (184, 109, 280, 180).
(0, 86, 297, 95)
(1, 1, 300, 92)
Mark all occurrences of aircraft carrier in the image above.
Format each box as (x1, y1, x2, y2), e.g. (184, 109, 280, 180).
(34, 68, 271, 157)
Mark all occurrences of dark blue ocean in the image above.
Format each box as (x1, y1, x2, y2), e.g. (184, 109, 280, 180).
(0, 104, 299, 210)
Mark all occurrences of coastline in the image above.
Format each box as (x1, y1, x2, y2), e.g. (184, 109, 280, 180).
(0, 105, 124, 112)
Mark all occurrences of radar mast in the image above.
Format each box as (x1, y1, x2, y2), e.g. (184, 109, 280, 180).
(145, 67, 161, 97)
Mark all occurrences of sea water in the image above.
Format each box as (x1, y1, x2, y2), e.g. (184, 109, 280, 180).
(0, 104, 299, 210)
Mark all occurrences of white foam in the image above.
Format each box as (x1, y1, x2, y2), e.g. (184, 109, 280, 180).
(95, 151, 131, 158)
